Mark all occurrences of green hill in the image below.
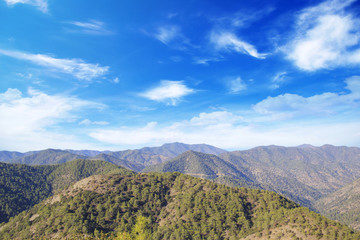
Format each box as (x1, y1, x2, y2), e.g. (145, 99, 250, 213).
(0, 172, 359, 239)
(314, 177, 360, 231)
(0, 159, 131, 224)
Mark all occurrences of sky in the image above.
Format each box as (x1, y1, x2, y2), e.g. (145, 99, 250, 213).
(1, 0, 360, 151)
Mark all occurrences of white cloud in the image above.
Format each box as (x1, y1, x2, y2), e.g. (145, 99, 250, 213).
(140, 80, 195, 105)
(253, 76, 360, 116)
(0, 49, 109, 81)
(193, 57, 223, 65)
(227, 76, 247, 94)
(210, 31, 267, 59)
(89, 77, 360, 149)
(0, 88, 105, 151)
(154, 26, 180, 45)
(286, 0, 360, 70)
(89, 110, 360, 149)
(152, 25, 191, 50)
(5, 0, 48, 13)
(270, 72, 287, 89)
(113, 77, 120, 84)
(65, 20, 113, 35)
(79, 119, 109, 126)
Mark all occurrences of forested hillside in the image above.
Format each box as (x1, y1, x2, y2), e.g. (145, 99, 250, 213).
(0, 172, 358, 240)
(0, 160, 131, 223)
(315, 177, 360, 230)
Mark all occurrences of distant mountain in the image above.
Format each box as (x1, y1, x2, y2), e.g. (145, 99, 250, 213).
(8, 149, 88, 165)
(0, 159, 131, 223)
(1, 143, 226, 167)
(314, 177, 360, 230)
(90, 153, 145, 172)
(0, 151, 24, 163)
(143, 150, 260, 189)
(1, 172, 358, 239)
(65, 149, 109, 157)
(110, 142, 227, 166)
(219, 145, 360, 208)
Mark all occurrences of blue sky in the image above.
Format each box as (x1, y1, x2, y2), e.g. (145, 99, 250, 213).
(1, 0, 360, 151)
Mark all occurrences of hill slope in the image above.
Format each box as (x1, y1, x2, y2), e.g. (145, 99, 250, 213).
(1, 172, 359, 239)
(0, 151, 24, 163)
(219, 145, 360, 207)
(143, 150, 259, 188)
(314, 177, 360, 230)
(0, 160, 131, 223)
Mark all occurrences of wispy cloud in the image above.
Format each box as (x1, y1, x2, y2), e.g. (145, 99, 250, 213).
(0, 49, 109, 81)
(270, 72, 287, 89)
(213, 7, 275, 28)
(0, 88, 104, 151)
(140, 80, 195, 106)
(193, 56, 223, 65)
(227, 76, 247, 94)
(65, 20, 113, 35)
(4, 0, 48, 13)
(154, 25, 180, 45)
(285, 0, 360, 71)
(79, 119, 109, 126)
(210, 31, 267, 59)
(152, 25, 190, 50)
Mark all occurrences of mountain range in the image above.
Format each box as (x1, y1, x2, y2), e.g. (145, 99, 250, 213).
(1, 142, 360, 233)
(0, 142, 226, 171)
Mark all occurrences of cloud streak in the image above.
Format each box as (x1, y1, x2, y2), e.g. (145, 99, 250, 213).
(0, 49, 109, 81)
(65, 20, 113, 35)
(4, 0, 48, 13)
(210, 31, 267, 59)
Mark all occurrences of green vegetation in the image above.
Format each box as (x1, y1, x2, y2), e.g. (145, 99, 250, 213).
(1, 172, 359, 239)
(0, 159, 131, 223)
(0, 162, 54, 223)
